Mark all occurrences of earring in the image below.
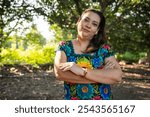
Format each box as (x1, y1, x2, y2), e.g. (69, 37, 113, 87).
(95, 31, 98, 35)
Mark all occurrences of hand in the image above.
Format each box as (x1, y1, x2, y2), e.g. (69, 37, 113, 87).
(59, 62, 75, 71)
(104, 60, 115, 69)
(59, 62, 84, 76)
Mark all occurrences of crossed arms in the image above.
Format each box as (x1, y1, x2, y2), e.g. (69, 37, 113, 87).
(54, 51, 122, 84)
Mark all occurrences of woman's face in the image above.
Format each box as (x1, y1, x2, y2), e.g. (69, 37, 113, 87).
(77, 11, 100, 40)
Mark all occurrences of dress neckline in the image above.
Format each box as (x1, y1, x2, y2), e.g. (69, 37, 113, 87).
(69, 40, 97, 57)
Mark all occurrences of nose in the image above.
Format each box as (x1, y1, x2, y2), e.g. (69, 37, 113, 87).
(86, 22, 91, 28)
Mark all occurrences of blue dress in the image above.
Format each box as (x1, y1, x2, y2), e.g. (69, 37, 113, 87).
(56, 40, 114, 100)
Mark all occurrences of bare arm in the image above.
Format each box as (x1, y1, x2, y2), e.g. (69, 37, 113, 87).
(54, 51, 96, 84)
(85, 56, 123, 84)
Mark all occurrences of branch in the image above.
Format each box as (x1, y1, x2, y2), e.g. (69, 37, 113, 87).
(73, 0, 82, 15)
(5, 19, 21, 39)
(99, 0, 115, 13)
(112, 0, 124, 13)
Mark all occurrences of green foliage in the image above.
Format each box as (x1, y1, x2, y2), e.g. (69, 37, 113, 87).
(116, 52, 147, 63)
(25, 24, 46, 47)
(0, 48, 21, 65)
(1, 0, 150, 65)
(39, 0, 150, 54)
(3, 24, 46, 50)
(50, 24, 77, 42)
(0, 0, 34, 47)
(107, 0, 150, 53)
(39, 0, 96, 29)
(0, 45, 56, 66)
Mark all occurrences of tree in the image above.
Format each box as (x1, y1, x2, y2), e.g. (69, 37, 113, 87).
(0, 0, 45, 49)
(38, 0, 150, 62)
(107, 0, 150, 53)
(1, 0, 149, 63)
(38, 0, 123, 29)
(38, 0, 101, 29)
(25, 24, 46, 49)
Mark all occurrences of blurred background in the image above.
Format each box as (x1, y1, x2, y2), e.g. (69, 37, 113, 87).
(0, 0, 150, 100)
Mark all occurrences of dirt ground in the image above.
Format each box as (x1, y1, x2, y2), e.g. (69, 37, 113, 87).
(0, 63, 150, 100)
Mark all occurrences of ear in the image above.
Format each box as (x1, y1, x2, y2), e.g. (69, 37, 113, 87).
(95, 28, 99, 35)
(95, 31, 98, 35)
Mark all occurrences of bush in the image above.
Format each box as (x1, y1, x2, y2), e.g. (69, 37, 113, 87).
(0, 48, 22, 65)
(116, 51, 147, 63)
(0, 45, 56, 67)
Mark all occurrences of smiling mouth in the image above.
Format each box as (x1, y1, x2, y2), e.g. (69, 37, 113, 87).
(82, 28, 90, 33)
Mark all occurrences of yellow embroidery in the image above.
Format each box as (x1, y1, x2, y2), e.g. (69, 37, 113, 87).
(77, 57, 93, 69)
(82, 86, 89, 93)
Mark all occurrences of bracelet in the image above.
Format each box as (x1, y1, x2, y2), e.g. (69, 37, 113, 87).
(82, 68, 87, 77)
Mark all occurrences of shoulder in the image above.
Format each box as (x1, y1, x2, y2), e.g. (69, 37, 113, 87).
(56, 40, 70, 52)
(56, 40, 73, 56)
(101, 43, 111, 50)
(58, 40, 71, 46)
(98, 43, 114, 57)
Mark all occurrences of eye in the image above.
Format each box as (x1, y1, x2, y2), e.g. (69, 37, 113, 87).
(84, 18, 89, 22)
(93, 23, 98, 27)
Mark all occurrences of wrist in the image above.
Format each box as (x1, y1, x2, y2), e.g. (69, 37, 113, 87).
(81, 68, 87, 77)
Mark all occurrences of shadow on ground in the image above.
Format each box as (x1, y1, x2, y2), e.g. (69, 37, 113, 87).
(0, 64, 150, 100)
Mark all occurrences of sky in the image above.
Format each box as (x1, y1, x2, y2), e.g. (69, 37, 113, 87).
(8, 0, 54, 41)
(27, 0, 54, 40)
(33, 16, 54, 40)
(9, 16, 54, 41)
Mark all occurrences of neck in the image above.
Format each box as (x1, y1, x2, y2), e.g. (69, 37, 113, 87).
(76, 36, 90, 52)
(77, 36, 90, 45)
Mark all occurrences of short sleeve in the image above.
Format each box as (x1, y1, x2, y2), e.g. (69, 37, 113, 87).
(102, 44, 114, 58)
(55, 41, 66, 52)
(55, 41, 72, 56)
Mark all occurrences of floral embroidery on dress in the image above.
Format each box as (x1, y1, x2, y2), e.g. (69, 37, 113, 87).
(99, 84, 112, 100)
(76, 84, 94, 99)
(92, 96, 102, 100)
(64, 84, 70, 100)
(92, 57, 103, 68)
(77, 57, 93, 69)
(57, 40, 114, 100)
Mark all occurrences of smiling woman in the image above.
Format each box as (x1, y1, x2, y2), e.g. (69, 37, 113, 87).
(54, 8, 122, 100)
(77, 11, 100, 40)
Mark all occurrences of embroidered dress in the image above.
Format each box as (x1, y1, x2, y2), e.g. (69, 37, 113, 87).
(56, 40, 114, 100)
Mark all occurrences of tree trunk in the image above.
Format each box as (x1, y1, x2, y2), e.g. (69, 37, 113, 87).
(99, 0, 107, 13)
(146, 49, 150, 66)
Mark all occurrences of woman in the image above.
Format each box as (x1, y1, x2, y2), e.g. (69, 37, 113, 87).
(54, 9, 122, 100)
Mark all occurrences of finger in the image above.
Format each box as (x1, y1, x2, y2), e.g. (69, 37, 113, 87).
(105, 60, 112, 66)
(104, 62, 115, 69)
(104, 61, 111, 68)
(59, 62, 75, 70)
(62, 66, 70, 71)
(60, 64, 72, 71)
(59, 65, 68, 70)
(59, 65, 65, 69)
(104, 65, 113, 70)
